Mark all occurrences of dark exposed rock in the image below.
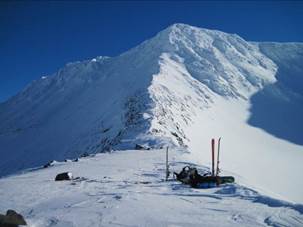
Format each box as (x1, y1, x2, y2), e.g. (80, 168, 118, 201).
(171, 131, 185, 146)
(55, 172, 73, 181)
(80, 152, 89, 158)
(0, 209, 27, 226)
(135, 144, 150, 150)
(43, 160, 55, 168)
(135, 144, 144, 150)
(102, 127, 110, 133)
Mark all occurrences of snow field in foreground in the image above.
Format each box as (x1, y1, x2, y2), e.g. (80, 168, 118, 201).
(0, 149, 302, 227)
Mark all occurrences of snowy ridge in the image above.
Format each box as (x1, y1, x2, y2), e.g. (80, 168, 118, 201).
(0, 24, 303, 204)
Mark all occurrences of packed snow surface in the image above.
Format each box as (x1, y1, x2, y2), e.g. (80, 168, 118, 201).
(0, 149, 302, 227)
(0, 23, 303, 207)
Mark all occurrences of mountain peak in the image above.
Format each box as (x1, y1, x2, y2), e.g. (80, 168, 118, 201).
(158, 23, 234, 42)
(161, 23, 197, 33)
(163, 23, 213, 34)
(144, 23, 277, 99)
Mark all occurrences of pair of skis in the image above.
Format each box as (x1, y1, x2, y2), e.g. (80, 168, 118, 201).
(173, 136, 235, 187)
(211, 137, 221, 177)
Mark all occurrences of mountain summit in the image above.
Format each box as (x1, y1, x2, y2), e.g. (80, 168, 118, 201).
(0, 23, 302, 203)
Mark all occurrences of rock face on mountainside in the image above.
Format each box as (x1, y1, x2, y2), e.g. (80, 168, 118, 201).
(0, 23, 302, 178)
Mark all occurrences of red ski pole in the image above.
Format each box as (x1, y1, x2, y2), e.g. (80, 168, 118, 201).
(211, 138, 215, 176)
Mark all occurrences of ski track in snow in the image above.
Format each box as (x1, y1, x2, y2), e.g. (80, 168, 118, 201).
(0, 149, 302, 227)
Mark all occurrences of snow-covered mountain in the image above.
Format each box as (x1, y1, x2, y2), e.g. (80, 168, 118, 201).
(0, 23, 303, 203)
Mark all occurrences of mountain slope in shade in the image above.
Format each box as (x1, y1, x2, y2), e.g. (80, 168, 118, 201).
(249, 42, 303, 145)
(0, 24, 302, 203)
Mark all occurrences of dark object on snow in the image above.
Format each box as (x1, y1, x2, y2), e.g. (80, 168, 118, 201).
(135, 144, 150, 150)
(174, 166, 234, 188)
(55, 172, 73, 181)
(43, 160, 54, 168)
(72, 158, 79, 162)
(174, 166, 199, 185)
(0, 209, 27, 226)
(134, 181, 151, 185)
(80, 152, 89, 158)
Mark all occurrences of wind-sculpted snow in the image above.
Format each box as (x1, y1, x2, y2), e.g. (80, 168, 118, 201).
(0, 23, 303, 204)
(164, 24, 277, 98)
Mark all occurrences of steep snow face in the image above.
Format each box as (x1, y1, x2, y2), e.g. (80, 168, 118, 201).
(146, 23, 278, 148)
(0, 24, 302, 203)
(164, 24, 277, 98)
(0, 52, 159, 176)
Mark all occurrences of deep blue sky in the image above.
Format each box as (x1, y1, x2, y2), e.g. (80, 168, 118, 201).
(1, 1, 303, 102)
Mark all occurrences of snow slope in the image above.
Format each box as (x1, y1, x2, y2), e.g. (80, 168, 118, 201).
(0, 149, 302, 227)
(249, 42, 303, 146)
(0, 23, 303, 204)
